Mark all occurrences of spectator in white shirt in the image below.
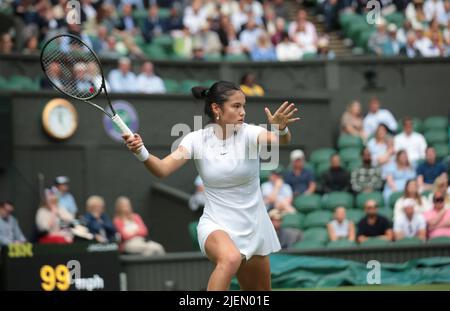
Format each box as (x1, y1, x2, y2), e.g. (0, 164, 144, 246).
(414, 25, 434, 55)
(394, 117, 427, 166)
(239, 17, 264, 53)
(288, 9, 317, 41)
(363, 97, 398, 137)
(424, 0, 448, 25)
(393, 198, 427, 241)
(291, 19, 318, 54)
(276, 32, 303, 61)
(183, 0, 208, 34)
(136, 61, 166, 94)
(108, 57, 138, 93)
(422, 31, 445, 56)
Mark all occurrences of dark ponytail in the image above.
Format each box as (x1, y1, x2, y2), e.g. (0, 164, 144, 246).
(191, 81, 241, 121)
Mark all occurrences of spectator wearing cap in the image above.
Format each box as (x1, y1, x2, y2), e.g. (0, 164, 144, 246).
(424, 190, 450, 238)
(363, 97, 398, 137)
(327, 207, 355, 242)
(269, 209, 302, 249)
(393, 198, 427, 241)
(283, 149, 316, 197)
(383, 23, 401, 56)
(0, 201, 26, 246)
(357, 199, 394, 243)
(321, 154, 350, 193)
(108, 57, 138, 93)
(417, 147, 448, 192)
(394, 117, 427, 166)
(393, 179, 431, 222)
(53, 176, 78, 217)
(261, 168, 296, 215)
(351, 147, 383, 193)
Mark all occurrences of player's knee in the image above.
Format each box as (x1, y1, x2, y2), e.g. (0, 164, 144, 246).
(217, 251, 242, 275)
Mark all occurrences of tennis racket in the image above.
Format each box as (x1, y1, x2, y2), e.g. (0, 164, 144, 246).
(40, 33, 133, 136)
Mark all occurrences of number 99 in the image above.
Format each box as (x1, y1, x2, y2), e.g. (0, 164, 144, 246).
(40, 264, 71, 291)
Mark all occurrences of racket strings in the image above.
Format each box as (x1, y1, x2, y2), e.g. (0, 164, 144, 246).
(41, 36, 103, 100)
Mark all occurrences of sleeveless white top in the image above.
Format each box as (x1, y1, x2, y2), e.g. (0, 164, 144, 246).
(179, 123, 281, 260)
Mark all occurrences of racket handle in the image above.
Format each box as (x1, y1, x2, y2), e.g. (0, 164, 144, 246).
(112, 114, 133, 136)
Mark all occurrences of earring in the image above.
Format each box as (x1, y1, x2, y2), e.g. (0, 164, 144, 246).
(216, 115, 219, 120)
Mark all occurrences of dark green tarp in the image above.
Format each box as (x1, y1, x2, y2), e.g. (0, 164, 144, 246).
(231, 255, 450, 289)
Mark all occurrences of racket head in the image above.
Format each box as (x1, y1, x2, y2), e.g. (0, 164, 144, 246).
(40, 34, 106, 101)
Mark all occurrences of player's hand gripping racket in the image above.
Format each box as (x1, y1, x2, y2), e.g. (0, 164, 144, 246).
(40, 33, 133, 137)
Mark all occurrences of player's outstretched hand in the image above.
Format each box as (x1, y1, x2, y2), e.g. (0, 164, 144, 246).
(123, 133, 144, 153)
(264, 101, 300, 130)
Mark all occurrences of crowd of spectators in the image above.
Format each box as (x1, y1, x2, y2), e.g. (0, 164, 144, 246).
(0, 175, 165, 256)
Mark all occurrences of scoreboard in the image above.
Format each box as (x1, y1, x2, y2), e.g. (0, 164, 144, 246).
(1, 242, 121, 291)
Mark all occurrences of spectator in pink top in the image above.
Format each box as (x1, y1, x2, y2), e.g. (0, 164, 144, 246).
(424, 191, 450, 239)
(113, 196, 165, 256)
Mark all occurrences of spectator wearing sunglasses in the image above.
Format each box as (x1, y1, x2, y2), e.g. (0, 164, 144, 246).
(424, 191, 450, 239)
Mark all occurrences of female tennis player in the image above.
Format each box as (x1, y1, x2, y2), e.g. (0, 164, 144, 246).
(123, 81, 299, 290)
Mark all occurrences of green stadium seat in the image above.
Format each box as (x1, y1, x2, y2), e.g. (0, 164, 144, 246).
(281, 213, 303, 230)
(321, 191, 354, 210)
(339, 147, 362, 164)
(398, 117, 423, 133)
(205, 54, 222, 61)
(345, 158, 363, 172)
(385, 12, 405, 28)
(303, 161, 315, 172)
(337, 134, 363, 150)
(188, 221, 200, 251)
(377, 208, 393, 220)
(310, 148, 336, 165)
(355, 192, 383, 209)
(143, 43, 168, 60)
(291, 240, 325, 250)
(163, 79, 179, 93)
(315, 161, 330, 177)
(433, 143, 448, 160)
(302, 52, 317, 59)
(427, 236, 450, 244)
(357, 28, 375, 51)
(359, 237, 392, 247)
(303, 210, 332, 229)
(395, 237, 424, 246)
(158, 8, 171, 19)
(388, 191, 404, 208)
(179, 80, 200, 94)
(327, 239, 357, 248)
(293, 194, 321, 213)
(424, 130, 448, 145)
(303, 227, 329, 242)
(346, 209, 364, 223)
(152, 35, 174, 50)
(260, 169, 271, 184)
(224, 54, 249, 61)
(423, 116, 448, 131)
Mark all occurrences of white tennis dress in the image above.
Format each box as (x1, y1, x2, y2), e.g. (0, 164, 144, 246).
(180, 123, 281, 260)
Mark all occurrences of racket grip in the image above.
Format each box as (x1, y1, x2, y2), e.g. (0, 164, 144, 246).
(112, 114, 133, 136)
